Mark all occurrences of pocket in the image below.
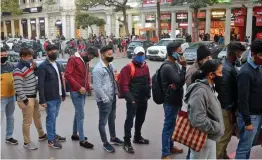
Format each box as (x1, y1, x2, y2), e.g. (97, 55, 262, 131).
(17, 101, 27, 109)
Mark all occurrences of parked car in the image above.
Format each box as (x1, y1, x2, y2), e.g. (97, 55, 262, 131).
(7, 51, 20, 66)
(146, 38, 189, 61)
(127, 40, 154, 59)
(3, 38, 20, 49)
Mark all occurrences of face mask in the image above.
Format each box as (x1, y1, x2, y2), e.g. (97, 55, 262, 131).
(254, 55, 262, 65)
(135, 55, 145, 63)
(48, 53, 57, 61)
(82, 56, 90, 63)
(23, 59, 32, 68)
(213, 74, 223, 85)
(1, 57, 8, 64)
(105, 56, 114, 63)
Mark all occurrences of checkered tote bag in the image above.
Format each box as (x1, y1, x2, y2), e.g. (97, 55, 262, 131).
(172, 110, 207, 152)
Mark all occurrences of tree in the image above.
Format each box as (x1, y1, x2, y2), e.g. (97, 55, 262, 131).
(75, 12, 106, 33)
(1, 0, 23, 16)
(76, 0, 131, 36)
(171, 0, 219, 42)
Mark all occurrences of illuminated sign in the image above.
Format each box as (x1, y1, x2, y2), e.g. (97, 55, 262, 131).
(217, 0, 231, 3)
(212, 11, 225, 18)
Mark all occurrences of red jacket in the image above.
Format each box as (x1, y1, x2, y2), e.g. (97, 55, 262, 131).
(65, 52, 90, 92)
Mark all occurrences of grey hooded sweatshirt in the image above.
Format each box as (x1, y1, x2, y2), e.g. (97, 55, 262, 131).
(184, 79, 224, 141)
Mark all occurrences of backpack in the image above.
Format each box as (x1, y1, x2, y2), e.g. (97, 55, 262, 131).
(116, 62, 136, 99)
(152, 63, 168, 104)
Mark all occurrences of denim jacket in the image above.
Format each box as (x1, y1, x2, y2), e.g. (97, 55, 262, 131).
(92, 60, 118, 103)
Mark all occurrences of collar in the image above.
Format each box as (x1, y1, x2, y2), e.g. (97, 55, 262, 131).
(99, 59, 110, 68)
(248, 57, 258, 69)
(74, 52, 84, 63)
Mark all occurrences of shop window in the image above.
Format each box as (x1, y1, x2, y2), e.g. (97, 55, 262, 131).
(31, 0, 35, 2)
(22, 0, 26, 4)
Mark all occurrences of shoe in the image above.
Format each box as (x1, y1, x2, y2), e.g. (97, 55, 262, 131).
(170, 146, 183, 154)
(5, 138, 18, 145)
(161, 155, 172, 160)
(103, 143, 115, 153)
(123, 141, 134, 154)
(55, 134, 66, 142)
(38, 134, 48, 141)
(110, 137, 124, 146)
(23, 142, 38, 150)
(48, 140, 62, 149)
(71, 135, 87, 141)
(133, 136, 149, 144)
(223, 154, 230, 159)
(80, 141, 94, 149)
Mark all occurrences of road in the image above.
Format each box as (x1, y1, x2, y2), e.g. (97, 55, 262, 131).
(1, 57, 261, 159)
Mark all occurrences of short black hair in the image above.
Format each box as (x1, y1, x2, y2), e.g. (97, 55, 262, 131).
(100, 45, 113, 54)
(227, 41, 246, 57)
(46, 44, 57, 52)
(251, 40, 262, 55)
(166, 42, 182, 57)
(20, 47, 34, 57)
(86, 46, 99, 57)
(1, 47, 7, 53)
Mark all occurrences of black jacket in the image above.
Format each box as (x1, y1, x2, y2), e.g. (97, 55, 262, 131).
(216, 59, 238, 110)
(38, 59, 66, 104)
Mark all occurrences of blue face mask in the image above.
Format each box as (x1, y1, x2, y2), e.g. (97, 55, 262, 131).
(135, 55, 145, 63)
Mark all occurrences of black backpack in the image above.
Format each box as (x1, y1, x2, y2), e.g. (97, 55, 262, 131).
(152, 63, 168, 104)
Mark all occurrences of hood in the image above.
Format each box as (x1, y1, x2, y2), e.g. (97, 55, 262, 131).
(148, 45, 166, 50)
(184, 79, 209, 103)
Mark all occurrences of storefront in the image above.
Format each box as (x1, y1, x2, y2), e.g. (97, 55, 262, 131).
(210, 10, 226, 40)
(176, 13, 188, 35)
(160, 13, 171, 32)
(254, 6, 262, 40)
(21, 19, 28, 38)
(39, 18, 45, 38)
(231, 8, 246, 41)
(55, 20, 62, 37)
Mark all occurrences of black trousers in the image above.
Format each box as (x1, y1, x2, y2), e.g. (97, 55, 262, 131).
(124, 100, 148, 142)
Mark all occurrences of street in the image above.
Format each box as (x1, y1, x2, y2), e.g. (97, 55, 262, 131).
(1, 57, 261, 159)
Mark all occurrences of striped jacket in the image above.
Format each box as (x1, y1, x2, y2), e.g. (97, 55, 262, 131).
(13, 61, 37, 102)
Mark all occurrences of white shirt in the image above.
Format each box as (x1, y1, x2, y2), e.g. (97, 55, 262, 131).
(51, 61, 62, 96)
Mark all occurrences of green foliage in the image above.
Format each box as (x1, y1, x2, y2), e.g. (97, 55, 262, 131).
(1, 0, 23, 16)
(253, 0, 262, 4)
(75, 12, 106, 30)
(44, 0, 57, 5)
(171, 0, 218, 11)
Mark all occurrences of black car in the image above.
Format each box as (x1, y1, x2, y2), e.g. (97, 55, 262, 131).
(127, 40, 154, 59)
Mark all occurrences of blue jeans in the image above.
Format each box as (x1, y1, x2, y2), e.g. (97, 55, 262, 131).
(235, 113, 262, 159)
(1, 96, 15, 139)
(97, 98, 116, 144)
(162, 103, 180, 157)
(46, 99, 61, 141)
(71, 92, 86, 141)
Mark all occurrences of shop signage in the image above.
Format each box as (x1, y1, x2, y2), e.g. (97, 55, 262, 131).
(161, 14, 171, 20)
(256, 16, 262, 26)
(145, 15, 155, 21)
(232, 8, 246, 16)
(193, 12, 206, 18)
(176, 13, 188, 20)
(5, 21, 11, 25)
(39, 19, 45, 23)
(256, 32, 262, 39)
(23, 7, 42, 13)
(21, 20, 27, 24)
(211, 21, 225, 28)
(178, 23, 188, 28)
(30, 20, 36, 24)
(160, 22, 171, 30)
(254, 7, 262, 15)
(234, 16, 245, 26)
(212, 11, 225, 18)
(55, 20, 62, 26)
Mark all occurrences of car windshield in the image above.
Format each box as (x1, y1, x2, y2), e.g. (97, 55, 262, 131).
(188, 42, 207, 49)
(156, 40, 173, 46)
(129, 41, 143, 46)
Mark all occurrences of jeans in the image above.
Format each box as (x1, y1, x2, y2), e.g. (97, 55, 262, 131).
(162, 103, 180, 157)
(190, 139, 216, 159)
(1, 96, 15, 139)
(124, 100, 148, 141)
(97, 98, 116, 144)
(46, 99, 61, 141)
(71, 92, 86, 141)
(235, 113, 262, 159)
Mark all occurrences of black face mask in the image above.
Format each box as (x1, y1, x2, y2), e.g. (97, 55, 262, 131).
(48, 53, 57, 61)
(82, 56, 90, 63)
(1, 57, 8, 64)
(105, 57, 114, 63)
(213, 75, 223, 85)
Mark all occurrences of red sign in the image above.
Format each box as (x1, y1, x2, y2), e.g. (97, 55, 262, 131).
(142, 0, 172, 7)
(145, 15, 155, 21)
(256, 16, 262, 26)
(161, 13, 171, 20)
(160, 22, 171, 30)
(193, 12, 206, 18)
(234, 16, 245, 26)
(232, 8, 246, 16)
(254, 7, 262, 15)
(176, 13, 188, 19)
(178, 23, 188, 28)
(256, 32, 262, 39)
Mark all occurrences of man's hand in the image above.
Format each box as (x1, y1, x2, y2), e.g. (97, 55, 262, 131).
(245, 124, 254, 131)
(132, 101, 136, 104)
(178, 56, 187, 67)
(41, 103, 47, 108)
(79, 87, 86, 94)
(62, 97, 66, 101)
(31, 61, 37, 69)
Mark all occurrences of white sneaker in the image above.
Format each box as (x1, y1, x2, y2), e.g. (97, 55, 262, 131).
(23, 142, 38, 150)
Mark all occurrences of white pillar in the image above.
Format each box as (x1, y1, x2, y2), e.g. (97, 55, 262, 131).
(246, 7, 253, 41)
(115, 15, 119, 37)
(19, 19, 23, 37)
(36, 18, 40, 39)
(141, 13, 145, 28)
(45, 16, 49, 38)
(3, 21, 7, 37)
(225, 8, 231, 45)
(106, 14, 112, 36)
(62, 14, 67, 38)
(27, 18, 32, 39)
(171, 12, 176, 38)
(205, 9, 211, 34)
(70, 15, 75, 38)
(155, 12, 159, 31)
(128, 13, 132, 35)
(11, 20, 15, 37)
(187, 10, 193, 35)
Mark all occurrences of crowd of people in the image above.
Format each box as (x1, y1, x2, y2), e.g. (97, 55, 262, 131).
(1, 37, 262, 159)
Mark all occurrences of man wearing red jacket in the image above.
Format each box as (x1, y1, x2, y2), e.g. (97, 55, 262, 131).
(64, 47, 98, 149)
(118, 46, 151, 154)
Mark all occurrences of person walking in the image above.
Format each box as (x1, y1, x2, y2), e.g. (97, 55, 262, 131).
(0, 48, 18, 145)
(235, 40, 262, 159)
(92, 45, 124, 153)
(64, 47, 98, 149)
(118, 46, 151, 154)
(13, 47, 47, 150)
(38, 44, 67, 149)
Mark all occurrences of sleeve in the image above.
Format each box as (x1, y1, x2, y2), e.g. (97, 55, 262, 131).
(13, 69, 27, 102)
(237, 71, 251, 126)
(64, 58, 82, 91)
(119, 65, 135, 103)
(92, 68, 110, 103)
(38, 65, 46, 104)
(185, 67, 193, 88)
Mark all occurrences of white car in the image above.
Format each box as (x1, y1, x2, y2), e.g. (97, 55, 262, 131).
(218, 42, 249, 61)
(146, 38, 189, 60)
(4, 38, 20, 49)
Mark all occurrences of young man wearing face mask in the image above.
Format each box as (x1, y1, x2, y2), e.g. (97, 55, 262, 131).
(235, 40, 262, 159)
(160, 42, 187, 159)
(118, 46, 151, 154)
(38, 44, 66, 149)
(1, 48, 18, 145)
(92, 45, 123, 153)
(64, 46, 98, 149)
(13, 47, 47, 150)
(215, 41, 246, 159)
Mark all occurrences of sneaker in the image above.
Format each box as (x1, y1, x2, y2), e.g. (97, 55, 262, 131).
(103, 143, 115, 153)
(110, 137, 124, 146)
(48, 140, 62, 149)
(71, 135, 88, 141)
(133, 136, 149, 144)
(161, 155, 172, 160)
(80, 141, 94, 149)
(38, 134, 47, 141)
(5, 138, 18, 145)
(123, 141, 134, 154)
(55, 134, 66, 142)
(23, 142, 38, 150)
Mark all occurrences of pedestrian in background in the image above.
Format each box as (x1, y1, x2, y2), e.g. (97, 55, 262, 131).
(38, 44, 66, 149)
